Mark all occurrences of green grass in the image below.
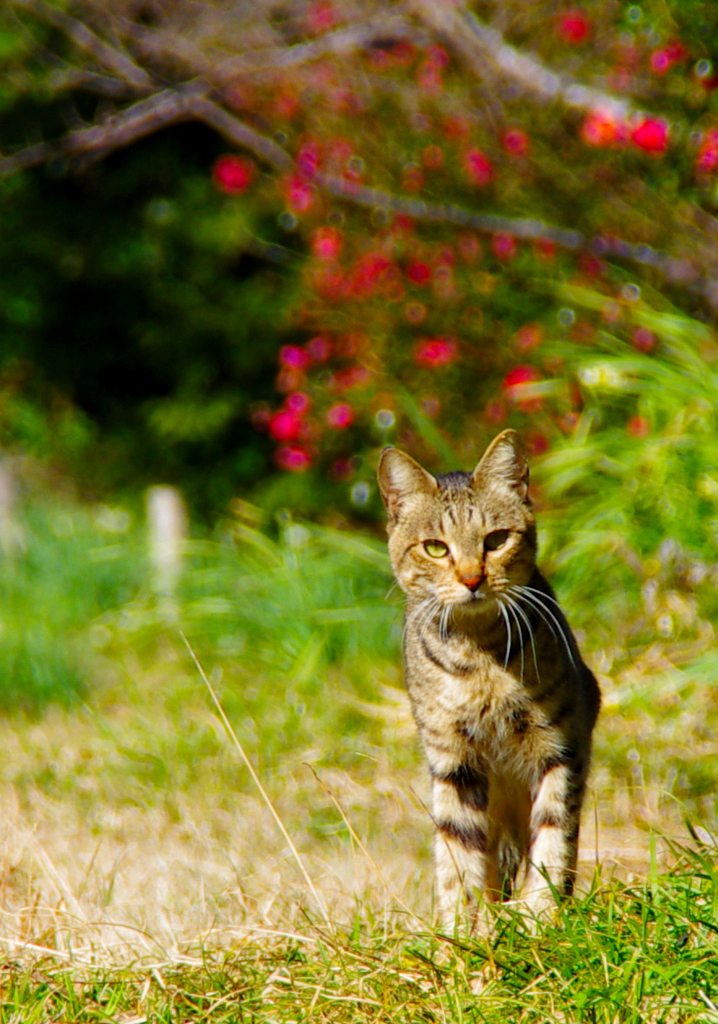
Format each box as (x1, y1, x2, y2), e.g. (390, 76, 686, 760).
(2, 847, 718, 1022)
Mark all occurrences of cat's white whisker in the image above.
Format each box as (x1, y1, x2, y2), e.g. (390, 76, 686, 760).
(510, 586, 578, 671)
(504, 593, 538, 685)
(497, 600, 513, 670)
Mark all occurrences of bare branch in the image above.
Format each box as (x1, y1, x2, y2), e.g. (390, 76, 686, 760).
(0, 87, 206, 176)
(188, 97, 294, 172)
(405, 0, 638, 118)
(10, 0, 154, 92)
(0, 88, 295, 178)
(212, 14, 427, 76)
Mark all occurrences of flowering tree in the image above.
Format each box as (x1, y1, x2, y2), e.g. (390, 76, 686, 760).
(2, 0, 718, 512)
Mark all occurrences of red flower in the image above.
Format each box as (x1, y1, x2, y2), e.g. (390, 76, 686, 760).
(650, 40, 687, 74)
(332, 365, 370, 390)
(416, 61, 443, 95)
(463, 149, 495, 187)
(503, 365, 542, 412)
(414, 336, 458, 368)
(557, 9, 591, 45)
(306, 1, 336, 34)
(491, 233, 517, 262)
(631, 328, 657, 352)
(326, 403, 354, 429)
(279, 346, 311, 371)
(311, 226, 343, 261)
(427, 45, 450, 69)
(285, 392, 310, 416)
(627, 415, 650, 438)
(284, 174, 316, 213)
(212, 155, 255, 195)
(306, 335, 332, 361)
(631, 118, 669, 154)
(297, 141, 322, 179)
(502, 129, 530, 158)
(407, 261, 432, 286)
(276, 445, 312, 471)
(696, 130, 718, 174)
(514, 324, 544, 353)
(534, 238, 557, 260)
(346, 253, 394, 297)
(581, 110, 626, 147)
(422, 144, 445, 169)
(526, 431, 550, 457)
(269, 410, 302, 443)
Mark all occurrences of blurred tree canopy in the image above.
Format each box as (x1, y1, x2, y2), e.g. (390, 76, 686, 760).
(2, 0, 718, 516)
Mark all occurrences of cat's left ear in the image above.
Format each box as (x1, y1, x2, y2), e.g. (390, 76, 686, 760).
(377, 447, 437, 521)
(471, 429, 530, 502)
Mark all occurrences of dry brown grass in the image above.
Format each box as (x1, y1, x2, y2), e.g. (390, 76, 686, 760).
(0, 642, 691, 969)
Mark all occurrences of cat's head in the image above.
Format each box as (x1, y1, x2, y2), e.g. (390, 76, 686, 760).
(377, 430, 537, 610)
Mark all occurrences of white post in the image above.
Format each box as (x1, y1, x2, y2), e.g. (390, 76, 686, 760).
(146, 485, 187, 603)
(0, 458, 24, 557)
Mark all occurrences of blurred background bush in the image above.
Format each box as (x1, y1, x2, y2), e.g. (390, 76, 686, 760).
(0, 0, 717, 828)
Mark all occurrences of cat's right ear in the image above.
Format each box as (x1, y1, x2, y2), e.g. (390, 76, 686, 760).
(377, 447, 437, 521)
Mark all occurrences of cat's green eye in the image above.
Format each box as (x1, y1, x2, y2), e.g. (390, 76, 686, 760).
(424, 540, 449, 558)
(484, 530, 509, 551)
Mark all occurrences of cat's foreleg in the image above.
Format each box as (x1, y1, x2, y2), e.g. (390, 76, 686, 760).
(522, 762, 582, 917)
(431, 772, 492, 932)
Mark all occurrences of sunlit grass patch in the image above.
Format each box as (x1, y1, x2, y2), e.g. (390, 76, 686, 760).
(2, 844, 717, 1023)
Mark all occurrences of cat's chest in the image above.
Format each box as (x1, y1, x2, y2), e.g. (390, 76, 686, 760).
(405, 620, 555, 757)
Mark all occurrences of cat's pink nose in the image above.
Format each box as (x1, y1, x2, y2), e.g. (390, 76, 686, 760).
(460, 575, 483, 592)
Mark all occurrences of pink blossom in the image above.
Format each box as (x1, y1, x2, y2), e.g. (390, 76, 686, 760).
(212, 155, 255, 195)
(306, 1, 336, 34)
(416, 61, 443, 95)
(502, 129, 530, 158)
(484, 399, 507, 425)
(275, 89, 300, 121)
(346, 253, 394, 297)
(427, 45, 450, 69)
(269, 410, 302, 443)
(534, 238, 557, 260)
(284, 174, 315, 213)
(311, 226, 343, 261)
(407, 261, 432, 286)
(279, 346, 311, 371)
(332, 365, 370, 390)
(285, 392, 310, 416)
(503, 365, 542, 412)
(458, 234, 482, 262)
(631, 118, 669, 154)
(276, 445, 312, 471)
(650, 41, 687, 74)
(326, 403, 354, 429)
(696, 130, 718, 173)
(491, 232, 517, 262)
(631, 327, 657, 352)
(581, 110, 626, 147)
(463, 148, 494, 187)
(297, 141, 322, 179)
(514, 324, 543, 352)
(627, 415, 650, 438)
(306, 335, 332, 361)
(557, 9, 591, 45)
(422, 144, 444, 169)
(526, 431, 550, 456)
(402, 166, 425, 192)
(414, 336, 458, 368)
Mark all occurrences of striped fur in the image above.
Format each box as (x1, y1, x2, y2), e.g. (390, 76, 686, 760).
(377, 430, 600, 929)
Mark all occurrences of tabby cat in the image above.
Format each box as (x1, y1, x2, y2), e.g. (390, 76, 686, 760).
(377, 429, 600, 929)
